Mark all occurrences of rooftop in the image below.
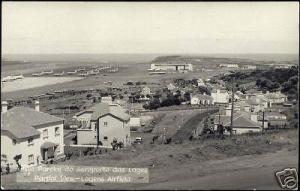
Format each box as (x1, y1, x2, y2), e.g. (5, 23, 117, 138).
(1, 107, 64, 139)
(76, 103, 130, 122)
(192, 94, 213, 100)
(214, 113, 260, 128)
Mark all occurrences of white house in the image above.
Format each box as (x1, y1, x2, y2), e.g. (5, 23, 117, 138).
(243, 65, 257, 70)
(197, 78, 205, 87)
(141, 86, 151, 96)
(1, 101, 64, 169)
(128, 117, 141, 127)
(190, 94, 213, 105)
(167, 83, 177, 91)
(211, 89, 229, 104)
(219, 64, 239, 68)
(101, 96, 113, 104)
(264, 91, 288, 107)
(76, 103, 131, 147)
(213, 112, 262, 135)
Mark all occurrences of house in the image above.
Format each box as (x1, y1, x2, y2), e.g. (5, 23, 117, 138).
(264, 91, 288, 106)
(76, 103, 131, 147)
(264, 111, 288, 128)
(1, 100, 64, 169)
(213, 112, 262, 135)
(141, 86, 151, 96)
(197, 78, 205, 87)
(219, 64, 239, 68)
(246, 98, 268, 113)
(128, 117, 141, 127)
(167, 83, 177, 91)
(242, 65, 257, 70)
(190, 94, 213, 105)
(101, 96, 113, 104)
(211, 89, 229, 104)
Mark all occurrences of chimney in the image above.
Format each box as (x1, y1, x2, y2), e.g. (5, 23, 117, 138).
(34, 100, 40, 112)
(2, 101, 8, 113)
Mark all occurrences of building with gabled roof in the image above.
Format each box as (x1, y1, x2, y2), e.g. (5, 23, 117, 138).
(213, 112, 262, 135)
(1, 101, 64, 169)
(190, 94, 213, 105)
(76, 102, 131, 147)
(211, 89, 229, 104)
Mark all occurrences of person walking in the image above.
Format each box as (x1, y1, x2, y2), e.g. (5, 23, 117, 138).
(17, 162, 22, 171)
(6, 164, 10, 174)
(37, 156, 40, 165)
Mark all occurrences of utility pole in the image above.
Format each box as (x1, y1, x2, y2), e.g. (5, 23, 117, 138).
(218, 110, 221, 125)
(162, 127, 166, 144)
(230, 86, 234, 136)
(262, 110, 265, 131)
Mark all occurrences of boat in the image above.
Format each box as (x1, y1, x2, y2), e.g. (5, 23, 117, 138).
(43, 70, 54, 74)
(78, 73, 89, 77)
(149, 71, 166, 75)
(67, 70, 78, 74)
(32, 73, 43, 77)
(53, 71, 65, 76)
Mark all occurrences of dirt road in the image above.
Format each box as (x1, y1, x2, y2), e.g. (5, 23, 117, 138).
(137, 148, 298, 190)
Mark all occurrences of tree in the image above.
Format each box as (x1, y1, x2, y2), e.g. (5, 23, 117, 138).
(147, 98, 161, 110)
(198, 86, 211, 95)
(184, 92, 191, 101)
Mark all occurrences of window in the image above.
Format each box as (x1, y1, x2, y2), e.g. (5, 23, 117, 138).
(1, 154, 7, 163)
(43, 129, 48, 139)
(28, 154, 34, 165)
(12, 139, 17, 145)
(104, 136, 108, 141)
(104, 122, 108, 126)
(55, 127, 60, 136)
(28, 138, 34, 146)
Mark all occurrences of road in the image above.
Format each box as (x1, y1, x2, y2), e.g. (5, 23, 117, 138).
(172, 108, 218, 142)
(136, 148, 298, 190)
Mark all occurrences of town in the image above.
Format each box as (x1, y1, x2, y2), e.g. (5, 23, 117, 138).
(1, 2, 298, 190)
(1, 55, 299, 189)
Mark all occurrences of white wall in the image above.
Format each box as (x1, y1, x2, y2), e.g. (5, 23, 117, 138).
(98, 115, 130, 147)
(1, 121, 64, 169)
(211, 91, 229, 104)
(77, 129, 97, 145)
(191, 97, 199, 105)
(234, 127, 262, 134)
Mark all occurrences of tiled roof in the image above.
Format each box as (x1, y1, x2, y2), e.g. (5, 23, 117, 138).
(214, 113, 260, 128)
(1, 107, 64, 139)
(79, 103, 130, 121)
(192, 94, 213, 100)
(265, 93, 286, 99)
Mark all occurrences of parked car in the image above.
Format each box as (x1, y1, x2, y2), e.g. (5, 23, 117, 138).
(134, 137, 143, 144)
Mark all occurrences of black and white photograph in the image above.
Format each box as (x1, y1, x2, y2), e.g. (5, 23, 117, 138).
(1, 1, 299, 190)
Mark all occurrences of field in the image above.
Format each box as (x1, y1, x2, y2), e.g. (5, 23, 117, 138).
(1, 129, 298, 189)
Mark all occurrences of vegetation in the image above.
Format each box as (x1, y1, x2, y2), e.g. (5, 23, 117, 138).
(220, 66, 299, 99)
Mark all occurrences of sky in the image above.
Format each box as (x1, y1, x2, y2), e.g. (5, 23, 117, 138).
(2, 2, 299, 54)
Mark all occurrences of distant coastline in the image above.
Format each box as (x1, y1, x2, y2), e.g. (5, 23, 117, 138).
(2, 53, 299, 64)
